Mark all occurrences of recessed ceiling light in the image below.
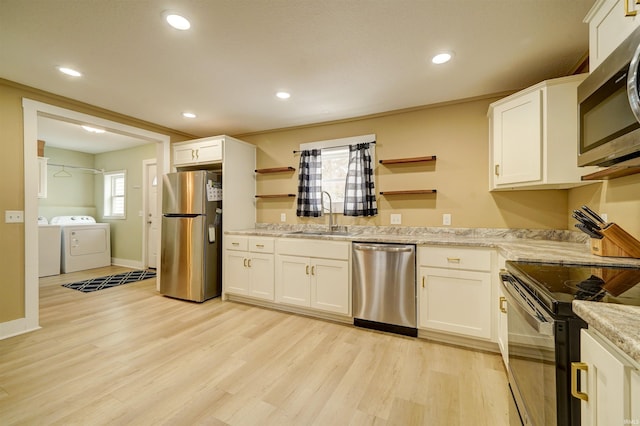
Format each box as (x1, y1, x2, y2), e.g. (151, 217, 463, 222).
(276, 91, 291, 99)
(164, 12, 191, 30)
(182, 112, 196, 118)
(81, 125, 105, 134)
(58, 66, 82, 77)
(432, 52, 453, 65)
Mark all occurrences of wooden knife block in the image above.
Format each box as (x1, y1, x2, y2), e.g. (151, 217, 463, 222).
(590, 223, 640, 259)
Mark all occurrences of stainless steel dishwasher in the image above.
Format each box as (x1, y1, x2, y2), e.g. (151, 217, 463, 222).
(352, 243, 417, 337)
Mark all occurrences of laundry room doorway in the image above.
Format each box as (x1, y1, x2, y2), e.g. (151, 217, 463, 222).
(20, 99, 170, 336)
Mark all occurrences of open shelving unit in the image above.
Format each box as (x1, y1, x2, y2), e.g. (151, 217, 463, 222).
(255, 165, 297, 199)
(378, 155, 437, 196)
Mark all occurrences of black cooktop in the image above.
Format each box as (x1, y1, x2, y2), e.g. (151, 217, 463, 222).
(505, 261, 640, 316)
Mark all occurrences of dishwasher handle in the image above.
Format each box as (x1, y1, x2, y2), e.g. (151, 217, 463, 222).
(354, 244, 414, 253)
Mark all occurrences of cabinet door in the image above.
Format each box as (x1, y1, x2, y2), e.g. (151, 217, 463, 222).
(276, 255, 310, 307)
(588, 0, 640, 70)
(311, 258, 349, 315)
(194, 139, 223, 163)
(224, 250, 249, 295)
(418, 267, 492, 339)
(492, 89, 542, 186)
(37, 157, 48, 199)
(248, 253, 274, 301)
(173, 144, 196, 166)
(580, 329, 636, 426)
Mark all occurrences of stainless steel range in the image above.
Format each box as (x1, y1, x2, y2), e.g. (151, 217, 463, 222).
(500, 261, 640, 426)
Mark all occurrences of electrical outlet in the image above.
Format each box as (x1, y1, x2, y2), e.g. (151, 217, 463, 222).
(5, 210, 24, 223)
(442, 213, 452, 226)
(280, 213, 287, 222)
(390, 214, 402, 225)
(601, 213, 608, 223)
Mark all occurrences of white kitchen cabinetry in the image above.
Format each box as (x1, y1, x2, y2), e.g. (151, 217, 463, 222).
(585, 0, 640, 71)
(418, 246, 494, 340)
(37, 157, 47, 199)
(488, 74, 596, 190)
(172, 137, 222, 167)
(224, 236, 274, 301)
(574, 329, 640, 426)
(275, 239, 350, 315)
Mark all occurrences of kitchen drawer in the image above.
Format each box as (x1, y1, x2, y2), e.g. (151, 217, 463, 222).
(276, 238, 349, 260)
(249, 237, 274, 253)
(419, 246, 492, 272)
(225, 236, 248, 251)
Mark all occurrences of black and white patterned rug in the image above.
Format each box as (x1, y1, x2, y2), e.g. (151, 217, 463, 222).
(62, 270, 156, 293)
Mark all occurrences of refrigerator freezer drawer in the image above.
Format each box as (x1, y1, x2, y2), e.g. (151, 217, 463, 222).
(160, 215, 219, 302)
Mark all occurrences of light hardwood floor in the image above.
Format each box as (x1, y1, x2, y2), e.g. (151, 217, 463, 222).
(0, 266, 509, 425)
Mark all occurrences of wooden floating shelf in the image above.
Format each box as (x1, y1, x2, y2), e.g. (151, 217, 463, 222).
(379, 190, 437, 195)
(379, 156, 436, 165)
(255, 194, 296, 199)
(581, 165, 640, 181)
(255, 167, 295, 174)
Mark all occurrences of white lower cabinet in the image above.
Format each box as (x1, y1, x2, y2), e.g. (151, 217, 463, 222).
(224, 236, 274, 301)
(276, 239, 350, 315)
(418, 246, 494, 340)
(575, 329, 640, 426)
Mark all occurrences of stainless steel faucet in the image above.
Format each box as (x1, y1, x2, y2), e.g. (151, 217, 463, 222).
(321, 191, 335, 232)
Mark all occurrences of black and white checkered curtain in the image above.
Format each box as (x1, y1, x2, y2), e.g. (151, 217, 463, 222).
(296, 149, 323, 217)
(343, 143, 377, 217)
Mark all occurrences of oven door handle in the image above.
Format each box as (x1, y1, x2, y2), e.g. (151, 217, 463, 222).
(501, 275, 554, 336)
(628, 41, 640, 123)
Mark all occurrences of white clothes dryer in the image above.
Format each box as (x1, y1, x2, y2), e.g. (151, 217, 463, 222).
(51, 216, 111, 273)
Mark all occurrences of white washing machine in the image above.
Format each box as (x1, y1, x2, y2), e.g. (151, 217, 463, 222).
(51, 216, 111, 273)
(38, 216, 61, 277)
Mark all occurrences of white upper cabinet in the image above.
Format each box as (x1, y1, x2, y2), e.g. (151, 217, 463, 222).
(172, 137, 223, 167)
(585, 0, 640, 71)
(488, 74, 597, 190)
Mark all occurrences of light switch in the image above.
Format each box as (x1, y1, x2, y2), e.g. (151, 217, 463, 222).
(390, 214, 402, 225)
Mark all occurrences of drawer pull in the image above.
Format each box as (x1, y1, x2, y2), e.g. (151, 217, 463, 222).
(422, 276, 425, 288)
(447, 257, 461, 263)
(499, 296, 507, 313)
(255, 244, 265, 248)
(232, 242, 240, 246)
(571, 362, 589, 401)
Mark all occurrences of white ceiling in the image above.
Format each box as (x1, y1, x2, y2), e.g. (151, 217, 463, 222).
(1, 0, 595, 152)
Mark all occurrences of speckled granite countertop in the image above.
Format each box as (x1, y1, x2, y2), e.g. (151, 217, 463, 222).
(227, 224, 640, 267)
(573, 302, 640, 365)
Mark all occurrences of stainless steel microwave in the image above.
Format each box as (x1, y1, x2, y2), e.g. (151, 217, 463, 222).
(578, 25, 640, 167)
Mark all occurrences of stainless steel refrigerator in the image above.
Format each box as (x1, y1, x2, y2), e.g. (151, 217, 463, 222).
(160, 170, 222, 302)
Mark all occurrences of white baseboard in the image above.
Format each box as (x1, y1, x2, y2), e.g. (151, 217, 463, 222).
(111, 258, 144, 269)
(0, 317, 41, 341)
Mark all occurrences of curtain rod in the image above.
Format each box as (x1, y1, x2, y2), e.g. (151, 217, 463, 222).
(292, 140, 376, 154)
(48, 162, 105, 174)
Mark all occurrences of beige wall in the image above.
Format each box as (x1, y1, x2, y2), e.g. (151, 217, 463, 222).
(0, 79, 195, 324)
(239, 97, 570, 229)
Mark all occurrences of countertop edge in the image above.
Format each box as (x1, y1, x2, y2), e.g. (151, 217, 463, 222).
(573, 301, 640, 365)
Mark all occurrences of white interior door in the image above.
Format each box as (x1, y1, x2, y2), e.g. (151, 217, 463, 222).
(145, 161, 158, 268)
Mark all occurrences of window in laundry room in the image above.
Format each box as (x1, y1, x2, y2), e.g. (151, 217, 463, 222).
(104, 170, 126, 219)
